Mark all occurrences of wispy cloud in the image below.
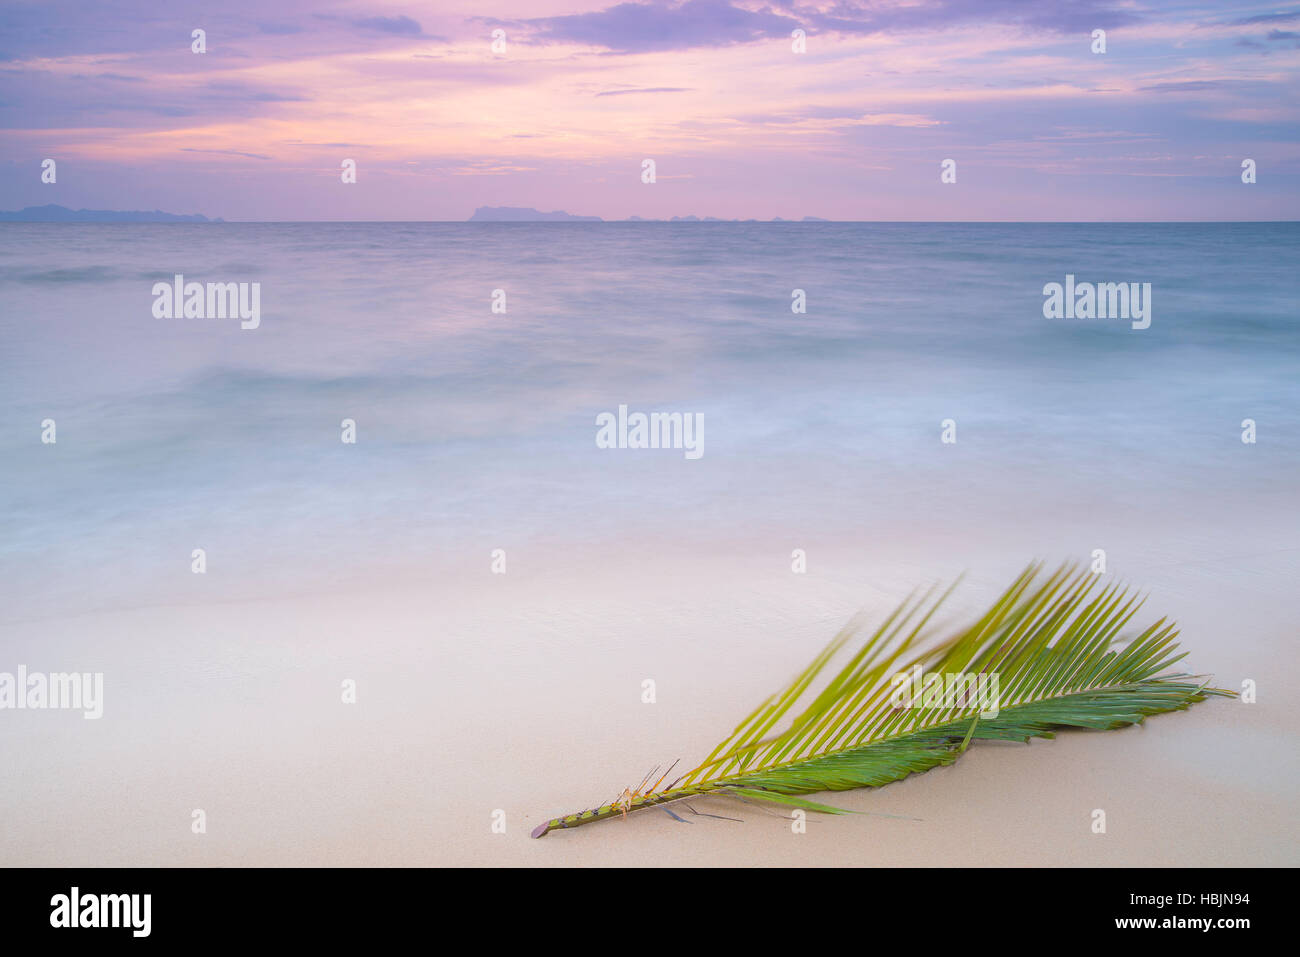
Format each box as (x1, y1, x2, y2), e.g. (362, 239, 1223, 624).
(496, 0, 1145, 53)
(492, 0, 797, 53)
(352, 15, 423, 36)
(1228, 12, 1300, 26)
(180, 148, 273, 160)
(595, 86, 692, 97)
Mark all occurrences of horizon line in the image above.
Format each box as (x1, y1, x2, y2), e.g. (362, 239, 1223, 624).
(4, 218, 1299, 225)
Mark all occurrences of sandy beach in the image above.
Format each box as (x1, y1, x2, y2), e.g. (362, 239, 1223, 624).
(3, 514, 1294, 867)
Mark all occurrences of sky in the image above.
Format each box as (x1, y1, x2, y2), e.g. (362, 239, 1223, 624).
(1, 0, 1298, 221)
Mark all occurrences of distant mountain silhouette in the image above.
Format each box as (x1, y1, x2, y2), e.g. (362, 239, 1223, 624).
(468, 206, 603, 222)
(0, 204, 222, 223)
(470, 206, 832, 223)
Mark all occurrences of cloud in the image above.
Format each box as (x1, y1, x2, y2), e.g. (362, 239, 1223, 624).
(734, 107, 941, 129)
(812, 0, 1142, 36)
(505, 0, 798, 53)
(180, 148, 272, 160)
(352, 15, 423, 36)
(500, 0, 1143, 53)
(1227, 12, 1300, 26)
(1139, 80, 1232, 93)
(595, 86, 691, 96)
(258, 23, 304, 36)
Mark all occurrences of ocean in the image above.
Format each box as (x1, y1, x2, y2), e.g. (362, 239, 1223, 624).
(1, 222, 1297, 621)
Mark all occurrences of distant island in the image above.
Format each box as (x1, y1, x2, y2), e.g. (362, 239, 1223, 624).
(0, 204, 223, 223)
(468, 206, 602, 222)
(0, 204, 832, 223)
(469, 206, 830, 223)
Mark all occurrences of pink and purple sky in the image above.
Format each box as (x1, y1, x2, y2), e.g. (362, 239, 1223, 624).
(2, 0, 1298, 220)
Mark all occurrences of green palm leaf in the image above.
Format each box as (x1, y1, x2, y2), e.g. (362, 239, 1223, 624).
(531, 562, 1231, 838)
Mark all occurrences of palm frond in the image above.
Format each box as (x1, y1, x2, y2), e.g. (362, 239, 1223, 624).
(531, 562, 1231, 838)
